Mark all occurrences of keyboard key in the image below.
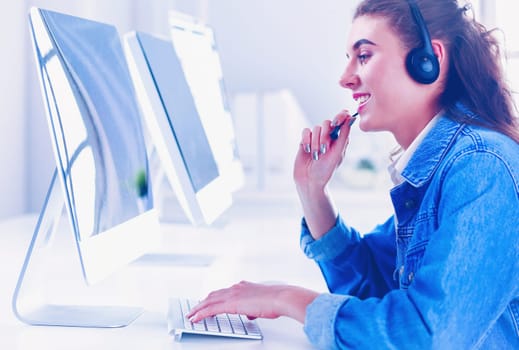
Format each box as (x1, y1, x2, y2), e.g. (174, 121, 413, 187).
(205, 316, 219, 332)
(228, 314, 247, 334)
(242, 317, 262, 336)
(216, 314, 234, 333)
(183, 316, 192, 330)
(179, 299, 193, 329)
(192, 320, 206, 331)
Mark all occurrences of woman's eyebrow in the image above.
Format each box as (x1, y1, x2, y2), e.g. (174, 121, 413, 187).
(352, 38, 376, 51)
(346, 38, 377, 59)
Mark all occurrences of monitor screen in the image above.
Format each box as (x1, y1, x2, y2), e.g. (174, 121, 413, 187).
(136, 31, 219, 193)
(168, 12, 244, 193)
(124, 30, 233, 226)
(28, 8, 161, 286)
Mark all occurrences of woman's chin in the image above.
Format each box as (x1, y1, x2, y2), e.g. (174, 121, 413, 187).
(358, 118, 371, 132)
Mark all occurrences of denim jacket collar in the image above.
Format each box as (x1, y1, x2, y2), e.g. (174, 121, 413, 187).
(401, 113, 465, 188)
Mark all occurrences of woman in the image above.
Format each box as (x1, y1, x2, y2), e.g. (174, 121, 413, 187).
(188, 0, 519, 348)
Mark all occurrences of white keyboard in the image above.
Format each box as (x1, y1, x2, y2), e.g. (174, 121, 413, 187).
(167, 298, 263, 341)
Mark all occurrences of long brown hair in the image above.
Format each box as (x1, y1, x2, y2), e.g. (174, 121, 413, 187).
(354, 0, 519, 143)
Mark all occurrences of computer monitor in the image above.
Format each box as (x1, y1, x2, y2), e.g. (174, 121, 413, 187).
(12, 7, 162, 327)
(168, 12, 244, 194)
(124, 30, 234, 226)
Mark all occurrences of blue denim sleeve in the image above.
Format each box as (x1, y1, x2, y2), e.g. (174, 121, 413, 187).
(300, 215, 361, 261)
(300, 215, 397, 298)
(303, 293, 352, 349)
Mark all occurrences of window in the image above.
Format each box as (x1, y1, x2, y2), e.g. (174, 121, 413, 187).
(495, 1, 519, 105)
(478, 0, 519, 105)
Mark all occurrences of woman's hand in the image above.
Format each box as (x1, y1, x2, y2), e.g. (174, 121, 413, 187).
(294, 110, 356, 191)
(186, 281, 319, 324)
(293, 110, 356, 238)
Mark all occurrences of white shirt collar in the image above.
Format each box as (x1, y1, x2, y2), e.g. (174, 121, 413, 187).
(388, 113, 441, 185)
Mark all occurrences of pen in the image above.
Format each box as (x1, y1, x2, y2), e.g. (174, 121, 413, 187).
(329, 112, 358, 140)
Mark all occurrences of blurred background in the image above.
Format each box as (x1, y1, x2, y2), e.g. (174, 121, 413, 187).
(1, 0, 517, 220)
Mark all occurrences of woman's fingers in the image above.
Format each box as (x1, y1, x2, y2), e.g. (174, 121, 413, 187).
(301, 128, 312, 154)
(186, 281, 286, 322)
(298, 110, 356, 161)
(311, 125, 322, 160)
(187, 298, 225, 322)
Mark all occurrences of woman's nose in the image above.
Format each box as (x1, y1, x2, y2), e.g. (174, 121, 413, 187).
(339, 70, 359, 90)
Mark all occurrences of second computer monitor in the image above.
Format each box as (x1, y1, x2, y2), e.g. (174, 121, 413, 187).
(124, 30, 233, 226)
(168, 12, 244, 193)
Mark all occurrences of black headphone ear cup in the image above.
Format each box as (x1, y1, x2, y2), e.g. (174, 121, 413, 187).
(406, 46, 440, 84)
(405, 0, 440, 84)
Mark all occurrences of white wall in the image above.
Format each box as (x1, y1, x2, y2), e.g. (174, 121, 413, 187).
(0, 0, 361, 219)
(206, 0, 358, 119)
(0, 2, 28, 220)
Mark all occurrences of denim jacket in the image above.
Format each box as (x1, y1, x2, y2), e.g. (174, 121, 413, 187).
(300, 111, 519, 349)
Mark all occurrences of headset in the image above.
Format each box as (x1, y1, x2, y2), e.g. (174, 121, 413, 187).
(405, 0, 440, 84)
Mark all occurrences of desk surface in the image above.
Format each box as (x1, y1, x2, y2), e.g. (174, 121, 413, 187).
(0, 189, 392, 349)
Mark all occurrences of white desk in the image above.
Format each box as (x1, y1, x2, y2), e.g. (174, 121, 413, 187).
(0, 189, 392, 349)
(0, 192, 321, 349)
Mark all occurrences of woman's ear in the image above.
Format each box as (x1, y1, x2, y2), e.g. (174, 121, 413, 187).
(431, 39, 447, 70)
(429, 39, 449, 84)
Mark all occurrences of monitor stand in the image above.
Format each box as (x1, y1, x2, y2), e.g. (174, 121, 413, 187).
(12, 169, 143, 328)
(134, 252, 215, 267)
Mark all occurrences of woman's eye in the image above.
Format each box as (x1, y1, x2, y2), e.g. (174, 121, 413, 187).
(358, 52, 371, 64)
